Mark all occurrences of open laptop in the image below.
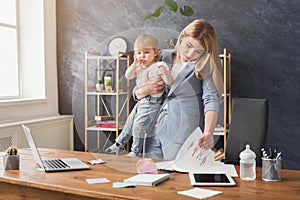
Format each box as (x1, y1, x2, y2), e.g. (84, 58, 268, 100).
(22, 124, 90, 172)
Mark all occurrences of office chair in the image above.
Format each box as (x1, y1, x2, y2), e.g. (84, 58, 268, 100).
(223, 97, 269, 166)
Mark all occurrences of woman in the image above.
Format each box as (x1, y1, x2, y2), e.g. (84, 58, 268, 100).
(134, 19, 223, 160)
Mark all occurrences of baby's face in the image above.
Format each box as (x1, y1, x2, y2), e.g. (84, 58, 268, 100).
(135, 48, 157, 66)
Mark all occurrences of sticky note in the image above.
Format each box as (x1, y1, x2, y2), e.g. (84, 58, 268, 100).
(112, 182, 135, 188)
(86, 178, 110, 184)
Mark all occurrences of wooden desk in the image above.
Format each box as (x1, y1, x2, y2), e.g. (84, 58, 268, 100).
(0, 148, 299, 200)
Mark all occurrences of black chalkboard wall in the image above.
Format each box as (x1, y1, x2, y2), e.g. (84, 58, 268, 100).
(57, 0, 300, 169)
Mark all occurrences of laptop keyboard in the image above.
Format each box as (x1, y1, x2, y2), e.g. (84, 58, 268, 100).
(43, 159, 71, 169)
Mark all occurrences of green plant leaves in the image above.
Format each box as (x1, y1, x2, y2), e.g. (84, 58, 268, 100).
(145, 1, 194, 20)
(6, 146, 18, 155)
(180, 6, 194, 16)
(164, 0, 178, 12)
(144, 6, 164, 20)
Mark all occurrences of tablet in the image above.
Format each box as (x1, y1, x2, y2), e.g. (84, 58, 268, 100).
(189, 172, 236, 186)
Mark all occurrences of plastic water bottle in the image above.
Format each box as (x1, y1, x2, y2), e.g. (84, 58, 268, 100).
(239, 144, 256, 180)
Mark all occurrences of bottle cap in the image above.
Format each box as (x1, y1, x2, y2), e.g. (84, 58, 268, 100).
(239, 144, 256, 159)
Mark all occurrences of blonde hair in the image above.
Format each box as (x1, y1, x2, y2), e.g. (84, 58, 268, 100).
(134, 34, 160, 61)
(175, 19, 223, 99)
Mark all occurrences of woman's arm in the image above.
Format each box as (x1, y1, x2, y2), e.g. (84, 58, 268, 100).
(198, 75, 220, 149)
(199, 110, 218, 149)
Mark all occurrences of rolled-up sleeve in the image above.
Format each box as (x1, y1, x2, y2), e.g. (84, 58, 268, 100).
(132, 85, 139, 101)
(202, 75, 219, 113)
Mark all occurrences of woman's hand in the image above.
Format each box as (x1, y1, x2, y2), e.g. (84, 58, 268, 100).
(135, 72, 164, 100)
(198, 132, 214, 149)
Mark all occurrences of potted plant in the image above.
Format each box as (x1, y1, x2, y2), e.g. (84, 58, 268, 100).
(96, 78, 104, 91)
(105, 79, 112, 92)
(104, 73, 112, 92)
(3, 146, 20, 170)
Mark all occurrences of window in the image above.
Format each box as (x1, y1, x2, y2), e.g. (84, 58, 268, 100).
(0, 0, 19, 99)
(0, 0, 46, 101)
(0, 0, 59, 123)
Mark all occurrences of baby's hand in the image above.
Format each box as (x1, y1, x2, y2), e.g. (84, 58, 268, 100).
(158, 64, 168, 74)
(133, 58, 142, 66)
(158, 64, 173, 86)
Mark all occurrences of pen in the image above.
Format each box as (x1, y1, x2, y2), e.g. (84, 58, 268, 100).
(269, 148, 273, 159)
(261, 148, 268, 158)
(275, 152, 282, 160)
(262, 147, 280, 159)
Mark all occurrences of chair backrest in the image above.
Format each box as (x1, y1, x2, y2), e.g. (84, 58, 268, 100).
(225, 98, 269, 166)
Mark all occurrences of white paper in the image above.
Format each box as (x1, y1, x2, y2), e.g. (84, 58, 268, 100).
(197, 162, 238, 177)
(156, 127, 238, 177)
(88, 158, 105, 165)
(178, 188, 222, 199)
(86, 178, 110, 184)
(155, 160, 175, 171)
(174, 128, 215, 168)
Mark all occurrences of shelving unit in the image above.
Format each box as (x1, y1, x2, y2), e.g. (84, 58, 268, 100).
(84, 51, 130, 152)
(214, 48, 232, 154)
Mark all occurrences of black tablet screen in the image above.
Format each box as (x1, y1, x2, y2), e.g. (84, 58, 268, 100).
(193, 173, 230, 183)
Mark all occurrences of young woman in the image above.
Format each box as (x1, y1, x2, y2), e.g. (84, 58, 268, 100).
(134, 19, 223, 160)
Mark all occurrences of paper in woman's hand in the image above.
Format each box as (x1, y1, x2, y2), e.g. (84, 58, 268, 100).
(173, 127, 215, 172)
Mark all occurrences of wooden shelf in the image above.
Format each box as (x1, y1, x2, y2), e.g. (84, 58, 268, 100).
(84, 51, 130, 152)
(215, 49, 231, 152)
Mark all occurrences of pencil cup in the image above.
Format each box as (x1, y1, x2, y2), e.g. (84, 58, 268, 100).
(262, 157, 282, 181)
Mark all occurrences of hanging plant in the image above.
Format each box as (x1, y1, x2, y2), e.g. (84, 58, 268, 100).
(145, 0, 194, 20)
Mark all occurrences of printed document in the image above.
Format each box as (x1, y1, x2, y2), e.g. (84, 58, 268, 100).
(156, 127, 238, 177)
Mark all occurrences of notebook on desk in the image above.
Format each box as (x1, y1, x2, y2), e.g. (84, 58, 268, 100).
(22, 124, 90, 172)
(124, 174, 170, 186)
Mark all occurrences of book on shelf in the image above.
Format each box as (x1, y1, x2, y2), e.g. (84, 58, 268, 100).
(94, 117, 125, 128)
(96, 120, 116, 124)
(94, 116, 116, 121)
(96, 120, 116, 128)
(96, 124, 116, 128)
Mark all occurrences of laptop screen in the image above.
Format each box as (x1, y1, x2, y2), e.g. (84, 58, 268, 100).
(22, 125, 45, 169)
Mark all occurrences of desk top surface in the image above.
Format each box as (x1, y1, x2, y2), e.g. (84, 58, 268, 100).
(0, 148, 299, 200)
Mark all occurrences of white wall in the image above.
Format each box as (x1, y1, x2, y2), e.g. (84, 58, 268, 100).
(0, 116, 74, 151)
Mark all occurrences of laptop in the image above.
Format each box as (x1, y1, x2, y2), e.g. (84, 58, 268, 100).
(22, 124, 90, 172)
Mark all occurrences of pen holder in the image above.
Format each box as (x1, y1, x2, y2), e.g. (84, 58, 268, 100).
(262, 157, 282, 181)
